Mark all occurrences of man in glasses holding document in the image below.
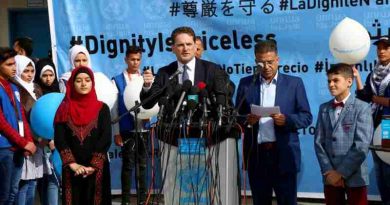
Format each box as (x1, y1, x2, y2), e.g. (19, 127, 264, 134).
(235, 40, 312, 205)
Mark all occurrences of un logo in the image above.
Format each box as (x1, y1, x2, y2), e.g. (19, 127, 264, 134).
(141, 0, 166, 20)
(99, 0, 130, 21)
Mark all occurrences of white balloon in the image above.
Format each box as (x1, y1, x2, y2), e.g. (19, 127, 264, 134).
(123, 78, 159, 120)
(373, 126, 390, 165)
(329, 17, 370, 64)
(94, 72, 118, 110)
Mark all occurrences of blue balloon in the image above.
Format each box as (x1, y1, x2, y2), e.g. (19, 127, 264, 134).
(30, 93, 65, 139)
(50, 149, 62, 177)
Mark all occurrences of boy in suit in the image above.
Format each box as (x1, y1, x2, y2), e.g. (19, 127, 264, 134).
(314, 63, 373, 205)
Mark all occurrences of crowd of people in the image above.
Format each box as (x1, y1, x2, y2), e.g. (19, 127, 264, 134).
(0, 28, 389, 205)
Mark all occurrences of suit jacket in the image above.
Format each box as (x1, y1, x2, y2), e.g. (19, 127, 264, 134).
(141, 58, 236, 146)
(314, 95, 373, 187)
(236, 73, 312, 173)
(141, 58, 222, 109)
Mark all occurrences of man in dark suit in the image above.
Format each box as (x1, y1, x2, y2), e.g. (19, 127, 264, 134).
(141, 26, 239, 204)
(142, 27, 222, 109)
(236, 40, 312, 205)
(141, 26, 231, 143)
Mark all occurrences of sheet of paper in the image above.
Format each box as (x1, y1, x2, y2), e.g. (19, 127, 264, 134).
(250, 104, 280, 117)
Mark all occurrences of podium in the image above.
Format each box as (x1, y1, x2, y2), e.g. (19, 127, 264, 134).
(373, 123, 390, 165)
(159, 137, 239, 205)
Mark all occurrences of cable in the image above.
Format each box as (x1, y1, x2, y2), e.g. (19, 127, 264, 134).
(235, 123, 247, 205)
(145, 126, 155, 205)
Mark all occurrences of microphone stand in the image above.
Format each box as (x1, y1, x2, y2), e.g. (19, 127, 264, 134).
(234, 68, 261, 129)
(111, 70, 181, 204)
(199, 94, 208, 129)
(232, 68, 261, 126)
(111, 78, 177, 125)
(224, 71, 260, 205)
(133, 101, 141, 205)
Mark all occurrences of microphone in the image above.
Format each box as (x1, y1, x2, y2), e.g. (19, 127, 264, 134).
(213, 71, 228, 126)
(224, 80, 236, 132)
(213, 71, 228, 95)
(157, 97, 169, 121)
(186, 87, 199, 126)
(168, 67, 183, 81)
(157, 83, 172, 121)
(200, 89, 209, 108)
(216, 95, 225, 126)
(226, 80, 235, 106)
(197, 82, 208, 119)
(255, 62, 264, 75)
(204, 80, 216, 105)
(173, 80, 192, 119)
(159, 84, 183, 120)
(157, 83, 183, 121)
(197, 82, 209, 128)
(253, 62, 264, 83)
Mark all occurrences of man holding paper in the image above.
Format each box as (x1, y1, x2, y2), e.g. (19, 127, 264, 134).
(236, 40, 312, 205)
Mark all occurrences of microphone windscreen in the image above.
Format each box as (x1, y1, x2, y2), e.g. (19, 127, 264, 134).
(158, 97, 169, 106)
(190, 86, 200, 94)
(216, 95, 225, 105)
(213, 71, 228, 95)
(255, 62, 264, 75)
(182, 80, 192, 91)
(227, 81, 235, 96)
(199, 89, 208, 97)
(170, 84, 182, 98)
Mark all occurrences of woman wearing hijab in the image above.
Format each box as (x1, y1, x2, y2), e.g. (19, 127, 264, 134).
(34, 58, 60, 205)
(34, 58, 60, 94)
(14, 55, 42, 113)
(59, 45, 91, 93)
(13, 55, 44, 205)
(54, 66, 111, 205)
(59, 44, 118, 109)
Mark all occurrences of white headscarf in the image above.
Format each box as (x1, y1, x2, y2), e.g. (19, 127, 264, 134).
(69, 44, 91, 69)
(39, 65, 55, 79)
(60, 45, 92, 82)
(14, 55, 37, 100)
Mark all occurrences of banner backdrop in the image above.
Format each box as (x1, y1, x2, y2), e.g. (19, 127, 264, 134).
(49, 0, 390, 198)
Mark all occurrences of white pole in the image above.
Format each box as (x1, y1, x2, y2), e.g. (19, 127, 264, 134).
(47, 0, 58, 77)
(226, 138, 230, 204)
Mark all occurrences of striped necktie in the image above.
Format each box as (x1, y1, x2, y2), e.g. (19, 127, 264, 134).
(182, 64, 189, 82)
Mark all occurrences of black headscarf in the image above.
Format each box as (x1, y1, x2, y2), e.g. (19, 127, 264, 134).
(34, 58, 60, 94)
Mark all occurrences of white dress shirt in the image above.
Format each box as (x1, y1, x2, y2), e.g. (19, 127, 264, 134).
(177, 57, 196, 84)
(258, 72, 278, 144)
(334, 93, 350, 121)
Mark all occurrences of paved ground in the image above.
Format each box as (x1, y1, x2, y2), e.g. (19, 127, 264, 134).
(37, 194, 382, 204)
(110, 195, 383, 204)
